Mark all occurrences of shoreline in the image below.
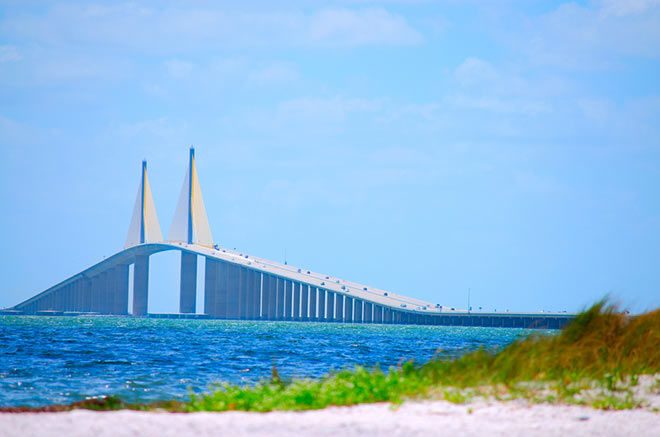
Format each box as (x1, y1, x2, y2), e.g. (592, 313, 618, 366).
(1, 399, 658, 437)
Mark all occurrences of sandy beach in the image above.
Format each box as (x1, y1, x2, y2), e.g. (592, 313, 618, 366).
(1, 399, 658, 437)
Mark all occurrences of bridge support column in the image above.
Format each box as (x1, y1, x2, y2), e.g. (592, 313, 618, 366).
(239, 268, 250, 319)
(284, 281, 293, 320)
(242, 268, 252, 319)
(133, 255, 149, 316)
(364, 302, 373, 323)
(102, 272, 113, 314)
(251, 270, 262, 319)
(81, 277, 92, 312)
(179, 252, 197, 314)
(383, 307, 392, 324)
(373, 305, 382, 323)
(204, 258, 218, 317)
(336, 295, 344, 322)
(344, 296, 353, 323)
(113, 264, 129, 315)
(317, 289, 326, 321)
(309, 286, 317, 320)
(326, 291, 335, 321)
(354, 300, 363, 323)
(265, 275, 277, 320)
(293, 282, 301, 320)
(91, 273, 104, 313)
(276, 277, 284, 320)
(62, 285, 70, 311)
(214, 262, 228, 318)
(74, 282, 80, 311)
(226, 263, 239, 319)
(260, 275, 270, 320)
(300, 284, 309, 321)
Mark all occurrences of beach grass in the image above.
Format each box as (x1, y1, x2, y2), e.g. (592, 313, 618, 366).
(4, 300, 659, 413)
(185, 300, 660, 412)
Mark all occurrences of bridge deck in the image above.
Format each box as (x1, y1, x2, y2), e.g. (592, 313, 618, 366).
(8, 242, 575, 329)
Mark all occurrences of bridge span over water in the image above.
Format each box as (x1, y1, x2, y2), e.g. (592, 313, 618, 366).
(6, 149, 574, 329)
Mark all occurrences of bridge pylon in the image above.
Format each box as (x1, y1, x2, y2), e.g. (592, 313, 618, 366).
(125, 160, 163, 316)
(169, 147, 214, 313)
(168, 147, 213, 247)
(125, 160, 163, 248)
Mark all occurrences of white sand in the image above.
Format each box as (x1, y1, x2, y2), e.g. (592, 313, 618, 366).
(1, 400, 658, 437)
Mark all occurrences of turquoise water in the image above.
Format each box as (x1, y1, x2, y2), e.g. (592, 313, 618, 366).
(0, 316, 536, 407)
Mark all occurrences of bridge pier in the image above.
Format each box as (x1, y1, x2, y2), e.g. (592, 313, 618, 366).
(263, 275, 275, 320)
(91, 274, 101, 313)
(179, 252, 197, 314)
(364, 302, 373, 323)
(113, 264, 129, 315)
(309, 286, 317, 321)
(215, 262, 228, 318)
(81, 277, 92, 312)
(252, 270, 262, 319)
(318, 289, 326, 320)
(283, 281, 292, 320)
(326, 291, 335, 321)
(336, 295, 344, 322)
(102, 271, 113, 314)
(204, 258, 217, 316)
(383, 307, 391, 324)
(293, 282, 301, 320)
(354, 300, 363, 323)
(226, 263, 240, 319)
(300, 283, 309, 321)
(276, 277, 285, 320)
(376, 305, 384, 323)
(343, 297, 353, 323)
(239, 267, 249, 319)
(133, 254, 150, 316)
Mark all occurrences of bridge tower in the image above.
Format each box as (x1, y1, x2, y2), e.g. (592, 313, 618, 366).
(169, 147, 214, 313)
(126, 160, 163, 316)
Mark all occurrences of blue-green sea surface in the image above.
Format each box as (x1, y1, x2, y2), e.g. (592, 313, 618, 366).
(0, 316, 543, 407)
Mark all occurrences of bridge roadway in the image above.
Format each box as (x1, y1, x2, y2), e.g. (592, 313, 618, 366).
(6, 242, 574, 329)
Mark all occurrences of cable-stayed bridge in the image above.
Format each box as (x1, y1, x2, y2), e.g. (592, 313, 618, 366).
(6, 149, 573, 329)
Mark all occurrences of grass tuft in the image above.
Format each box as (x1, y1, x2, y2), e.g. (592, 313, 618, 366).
(185, 301, 660, 412)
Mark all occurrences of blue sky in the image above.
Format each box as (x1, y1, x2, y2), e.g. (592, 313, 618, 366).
(1, 0, 659, 314)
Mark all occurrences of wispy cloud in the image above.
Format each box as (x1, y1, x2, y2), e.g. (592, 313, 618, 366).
(0, 45, 21, 63)
(309, 8, 423, 46)
(518, 1, 660, 69)
(599, 0, 660, 17)
(0, 5, 423, 50)
(164, 59, 193, 78)
(248, 63, 298, 86)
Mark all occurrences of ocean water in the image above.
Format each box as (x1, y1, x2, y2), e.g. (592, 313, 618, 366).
(0, 316, 539, 407)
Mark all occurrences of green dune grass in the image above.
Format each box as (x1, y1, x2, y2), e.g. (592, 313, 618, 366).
(185, 300, 660, 412)
(4, 300, 659, 413)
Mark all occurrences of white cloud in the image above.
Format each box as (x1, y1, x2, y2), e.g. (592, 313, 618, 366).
(118, 117, 189, 140)
(578, 98, 615, 125)
(449, 57, 553, 116)
(599, 0, 660, 17)
(519, 1, 660, 69)
(164, 59, 193, 78)
(277, 95, 384, 121)
(454, 57, 498, 85)
(447, 95, 551, 115)
(309, 8, 423, 46)
(0, 45, 21, 63)
(248, 64, 298, 86)
(0, 5, 423, 50)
